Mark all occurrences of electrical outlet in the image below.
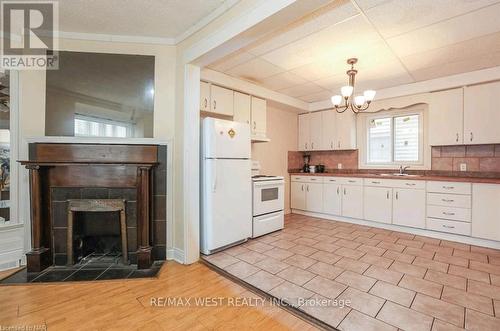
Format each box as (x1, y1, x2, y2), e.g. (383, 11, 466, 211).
(460, 163, 467, 171)
(338, 163, 343, 169)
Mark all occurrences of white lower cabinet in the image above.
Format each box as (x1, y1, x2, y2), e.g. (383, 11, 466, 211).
(393, 188, 426, 228)
(306, 182, 324, 213)
(364, 186, 392, 224)
(323, 182, 342, 216)
(341, 185, 363, 219)
(290, 177, 323, 213)
(291, 181, 306, 210)
(471, 183, 500, 241)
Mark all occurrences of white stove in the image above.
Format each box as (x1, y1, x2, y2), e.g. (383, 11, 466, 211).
(251, 163, 284, 238)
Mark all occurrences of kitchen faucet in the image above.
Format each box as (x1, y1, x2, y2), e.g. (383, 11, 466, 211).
(399, 165, 410, 175)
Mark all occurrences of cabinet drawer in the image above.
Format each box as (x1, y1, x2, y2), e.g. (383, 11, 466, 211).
(337, 177, 363, 186)
(364, 178, 394, 187)
(427, 193, 471, 208)
(291, 176, 323, 183)
(391, 180, 426, 190)
(427, 218, 471, 236)
(427, 205, 471, 222)
(291, 175, 307, 182)
(427, 181, 471, 195)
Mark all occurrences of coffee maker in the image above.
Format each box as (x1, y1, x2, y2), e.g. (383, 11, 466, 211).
(302, 154, 311, 173)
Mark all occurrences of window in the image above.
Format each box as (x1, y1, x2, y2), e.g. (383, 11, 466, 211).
(74, 115, 132, 138)
(367, 113, 422, 165)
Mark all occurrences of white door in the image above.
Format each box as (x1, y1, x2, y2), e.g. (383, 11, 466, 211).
(323, 182, 341, 215)
(201, 159, 252, 253)
(233, 92, 251, 125)
(393, 189, 425, 228)
(429, 88, 463, 145)
(291, 181, 306, 210)
(211, 85, 234, 116)
(309, 111, 323, 151)
(298, 113, 310, 151)
(336, 111, 356, 149)
(306, 182, 323, 213)
(322, 110, 336, 150)
(200, 81, 210, 112)
(341, 184, 363, 219)
(472, 184, 500, 241)
(251, 96, 267, 137)
(364, 186, 392, 224)
(203, 118, 250, 159)
(464, 81, 500, 144)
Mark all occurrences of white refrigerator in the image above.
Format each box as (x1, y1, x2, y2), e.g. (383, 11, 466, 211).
(201, 118, 252, 255)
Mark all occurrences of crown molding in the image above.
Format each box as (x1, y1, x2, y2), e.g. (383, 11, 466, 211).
(56, 31, 176, 45)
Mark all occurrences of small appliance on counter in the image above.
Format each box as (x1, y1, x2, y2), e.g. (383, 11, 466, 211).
(251, 161, 284, 238)
(316, 164, 325, 173)
(302, 154, 311, 173)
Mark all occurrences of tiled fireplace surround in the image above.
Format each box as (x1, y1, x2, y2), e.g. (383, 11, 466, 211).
(288, 144, 500, 173)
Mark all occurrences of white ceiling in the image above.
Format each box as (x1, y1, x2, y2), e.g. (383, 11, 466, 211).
(208, 0, 500, 103)
(57, 0, 230, 41)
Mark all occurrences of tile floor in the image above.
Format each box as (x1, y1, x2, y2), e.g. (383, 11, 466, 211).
(202, 213, 500, 331)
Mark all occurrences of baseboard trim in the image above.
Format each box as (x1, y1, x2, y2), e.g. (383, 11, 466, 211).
(292, 209, 500, 249)
(167, 248, 185, 264)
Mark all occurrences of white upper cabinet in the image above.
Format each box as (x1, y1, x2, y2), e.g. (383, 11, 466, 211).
(233, 92, 251, 125)
(322, 110, 336, 150)
(210, 85, 234, 116)
(336, 111, 357, 150)
(200, 81, 211, 112)
(251, 96, 267, 137)
(309, 111, 323, 151)
(429, 88, 464, 146)
(471, 183, 500, 241)
(464, 81, 500, 145)
(298, 113, 310, 151)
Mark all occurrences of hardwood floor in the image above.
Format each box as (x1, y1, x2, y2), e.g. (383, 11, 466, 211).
(0, 262, 318, 330)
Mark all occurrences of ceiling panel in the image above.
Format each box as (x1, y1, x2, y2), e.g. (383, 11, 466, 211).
(277, 82, 326, 98)
(258, 72, 308, 91)
(226, 57, 285, 82)
(297, 90, 335, 102)
(363, 0, 500, 38)
(209, 51, 256, 72)
(386, 3, 500, 57)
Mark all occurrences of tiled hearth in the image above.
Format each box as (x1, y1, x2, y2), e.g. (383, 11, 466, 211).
(202, 214, 500, 330)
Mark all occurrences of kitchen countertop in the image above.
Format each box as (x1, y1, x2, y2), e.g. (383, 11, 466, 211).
(288, 172, 500, 184)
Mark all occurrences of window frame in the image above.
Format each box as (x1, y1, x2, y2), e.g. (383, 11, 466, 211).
(364, 108, 425, 168)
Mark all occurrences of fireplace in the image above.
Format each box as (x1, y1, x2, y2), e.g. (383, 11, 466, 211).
(20, 143, 167, 272)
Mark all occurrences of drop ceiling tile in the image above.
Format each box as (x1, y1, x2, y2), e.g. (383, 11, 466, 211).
(278, 82, 326, 98)
(258, 71, 308, 91)
(248, 1, 359, 56)
(364, 0, 499, 38)
(298, 90, 334, 103)
(355, 0, 392, 10)
(208, 51, 256, 72)
(386, 3, 500, 57)
(261, 15, 382, 70)
(226, 57, 285, 82)
(314, 73, 347, 91)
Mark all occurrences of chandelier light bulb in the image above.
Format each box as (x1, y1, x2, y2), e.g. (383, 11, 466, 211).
(331, 95, 342, 106)
(354, 95, 366, 107)
(340, 85, 353, 98)
(363, 90, 376, 102)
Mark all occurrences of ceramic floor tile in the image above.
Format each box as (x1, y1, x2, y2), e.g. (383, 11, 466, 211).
(337, 287, 385, 317)
(294, 237, 319, 246)
(453, 249, 488, 263)
(383, 250, 416, 264)
(309, 250, 342, 264)
(236, 250, 267, 264)
(288, 244, 318, 257)
(244, 241, 274, 253)
(422, 243, 454, 255)
(369, 281, 415, 307)
(424, 270, 467, 290)
(203, 252, 239, 268)
(224, 261, 260, 279)
(335, 270, 376, 292)
(303, 275, 347, 299)
(335, 257, 370, 274)
(448, 265, 490, 283)
(253, 257, 289, 274)
(243, 270, 284, 292)
(465, 308, 500, 331)
(269, 280, 314, 307)
(271, 239, 297, 250)
(338, 309, 397, 331)
(403, 246, 436, 259)
(277, 266, 315, 286)
(223, 245, 251, 256)
(335, 239, 362, 250)
(283, 254, 316, 270)
(335, 247, 365, 260)
(307, 261, 344, 279)
(377, 301, 433, 331)
(442, 286, 494, 316)
(377, 241, 405, 253)
(299, 294, 351, 328)
(359, 254, 393, 268)
(356, 244, 386, 257)
(412, 256, 449, 273)
(411, 293, 465, 327)
(432, 319, 466, 331)
(469, 260, 500, 275)
(364, 265, 403, 285)
(389, 261, 427, 278)
(399, 274, 443, 298)
(264, 247, 295, 260)
(467, 279, 500, 300)
(312, 241, 340, 253)
(433, 253, 468, 267)
(397, 238, 424, 249)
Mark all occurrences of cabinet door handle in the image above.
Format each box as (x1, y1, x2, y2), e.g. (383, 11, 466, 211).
(405, 183, 416, 186)
(456, 133, 459, 142)
(442, 199, 454, 203)
(337, 187, 340, 195)
(371, 181, 381, 184)
(442, 186, 454, 190)
(213, 100, 216, 110)
(301, 184, 304, 191)
(348, 180, 356, 183)
(311, 142, 314, 149)
(443, 212, 455, 216)
(338, 141, 340, 149)
(331, 142, 333, 149)
(305, 143, 308, 150)
(443, 225, 455, 229)
(387, 191, 389, 199)
(253, 121, 256, 130)
(204, 98, 207, 108)
(470, 132, 473, 142)
(395, 191, 399, 200)
(306, 185, 309, 192)
(343, 188, 346, 195)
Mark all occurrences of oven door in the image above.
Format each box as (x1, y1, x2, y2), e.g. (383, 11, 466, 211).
(253, 180, 284, 216)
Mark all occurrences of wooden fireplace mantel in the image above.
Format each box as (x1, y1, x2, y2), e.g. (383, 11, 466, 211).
(19, 143, 159, 272)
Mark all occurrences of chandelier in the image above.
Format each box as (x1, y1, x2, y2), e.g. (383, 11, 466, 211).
(331, 58, 376, 113)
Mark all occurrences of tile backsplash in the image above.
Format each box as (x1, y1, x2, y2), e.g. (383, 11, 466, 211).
(432, 145, 500, 172)
(288, 150, 359, 170)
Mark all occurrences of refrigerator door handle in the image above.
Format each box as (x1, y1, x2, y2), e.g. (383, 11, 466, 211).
(212, 160, 217, 193)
